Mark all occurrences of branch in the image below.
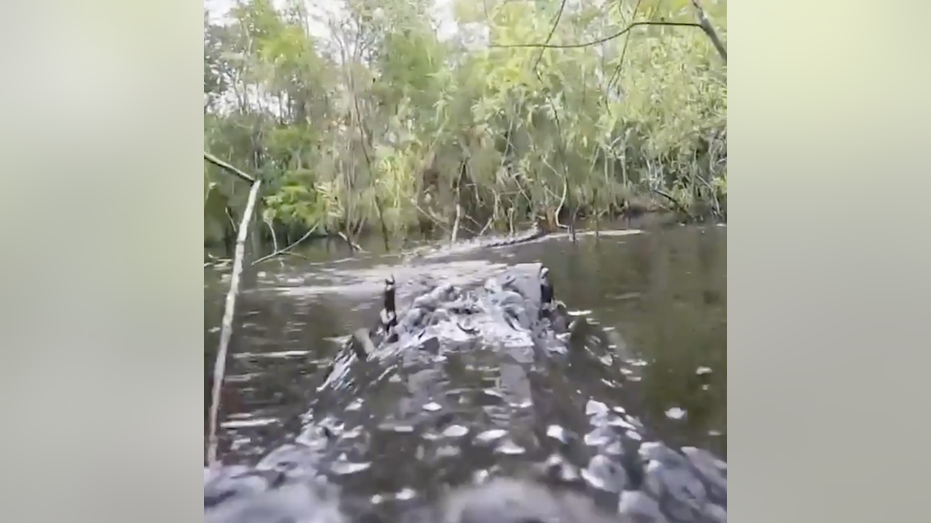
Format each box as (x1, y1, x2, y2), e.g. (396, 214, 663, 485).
(491, 21, 702, 50)
(606, 0, 646, 95)
(206, 177, 262, 467)
(338, 231, 365, 253)
(204, 151, 256, 184)
(251, 223, 321, 266)
(530, 0, 567, 70)
(691, 0, 727, 63)
(265, 220, 279, 254)
(411, 199, 452, 243)
(479, 214, 495, 235)
(650, 186, 695, 221)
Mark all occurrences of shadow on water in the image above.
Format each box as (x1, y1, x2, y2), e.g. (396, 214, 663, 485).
(204, 221, 726, 496)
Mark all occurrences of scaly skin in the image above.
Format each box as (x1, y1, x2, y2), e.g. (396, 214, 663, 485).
(205, 264, 727, 523)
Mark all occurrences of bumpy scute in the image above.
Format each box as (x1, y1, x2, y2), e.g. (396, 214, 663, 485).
(206, 264, 726, 523)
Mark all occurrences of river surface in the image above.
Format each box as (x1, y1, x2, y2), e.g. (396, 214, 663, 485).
(204, 220, 726, 501)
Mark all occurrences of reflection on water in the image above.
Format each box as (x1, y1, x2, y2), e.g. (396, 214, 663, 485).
(205, 222, 726, 496)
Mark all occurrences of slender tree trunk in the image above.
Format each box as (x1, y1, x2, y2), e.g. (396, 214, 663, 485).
(207, 175, 262, 467)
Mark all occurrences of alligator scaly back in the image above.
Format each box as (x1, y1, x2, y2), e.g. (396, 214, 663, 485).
(206, 263, 727, 523)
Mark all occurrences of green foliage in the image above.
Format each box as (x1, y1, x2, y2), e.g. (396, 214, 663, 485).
(204, 0, 727, 241)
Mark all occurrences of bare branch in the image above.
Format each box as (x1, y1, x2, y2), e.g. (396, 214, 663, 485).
(204, 151, 256, 184)
(530, 0, 567, 71)
(251, 223, 321, 265)
(479, 214, 495, 235)
(606, 0, 646, 96)
(207, 177, 262, 467)
(337, 231, 365, 252)
(410, 198, 450, 234)
(691, 0, 727, 63)
(491, 21, 702, 50)
(651, 186, 694, 220)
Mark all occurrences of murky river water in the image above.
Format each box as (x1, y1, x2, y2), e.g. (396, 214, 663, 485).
(204, 220, 726, 501)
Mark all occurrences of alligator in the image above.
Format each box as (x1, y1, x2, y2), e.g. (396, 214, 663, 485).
(399, 215, 553, 263)
(206, 263, 727, 523)
(331, 262, 571, 373)
(206, 473, 649, 523)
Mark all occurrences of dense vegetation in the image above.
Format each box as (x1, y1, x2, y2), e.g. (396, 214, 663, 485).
(204, 0, 727, 248)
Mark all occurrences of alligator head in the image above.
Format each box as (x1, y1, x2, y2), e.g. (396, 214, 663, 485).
(340, 263, 570, 366)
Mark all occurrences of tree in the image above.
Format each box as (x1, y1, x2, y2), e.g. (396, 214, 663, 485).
(203, 0, 727, 247)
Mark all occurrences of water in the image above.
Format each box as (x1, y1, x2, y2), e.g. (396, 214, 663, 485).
(204, 221, 726, 502)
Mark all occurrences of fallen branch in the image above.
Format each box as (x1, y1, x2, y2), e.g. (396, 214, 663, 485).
(206, 175, 262, 467)
(479, 215, 495, 235)
(204, 151, 256, 184)
(650, 187, 695, 221)
(251, 223, 321, 266)
(462, 212, 484, 232)
(410, 198, 450, 235)
(338, 231, 365, 253)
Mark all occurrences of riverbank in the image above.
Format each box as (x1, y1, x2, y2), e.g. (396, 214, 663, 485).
(204, 206, 727, 257)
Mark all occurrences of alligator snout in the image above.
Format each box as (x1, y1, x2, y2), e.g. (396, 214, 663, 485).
(347, 264, 561, 358)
